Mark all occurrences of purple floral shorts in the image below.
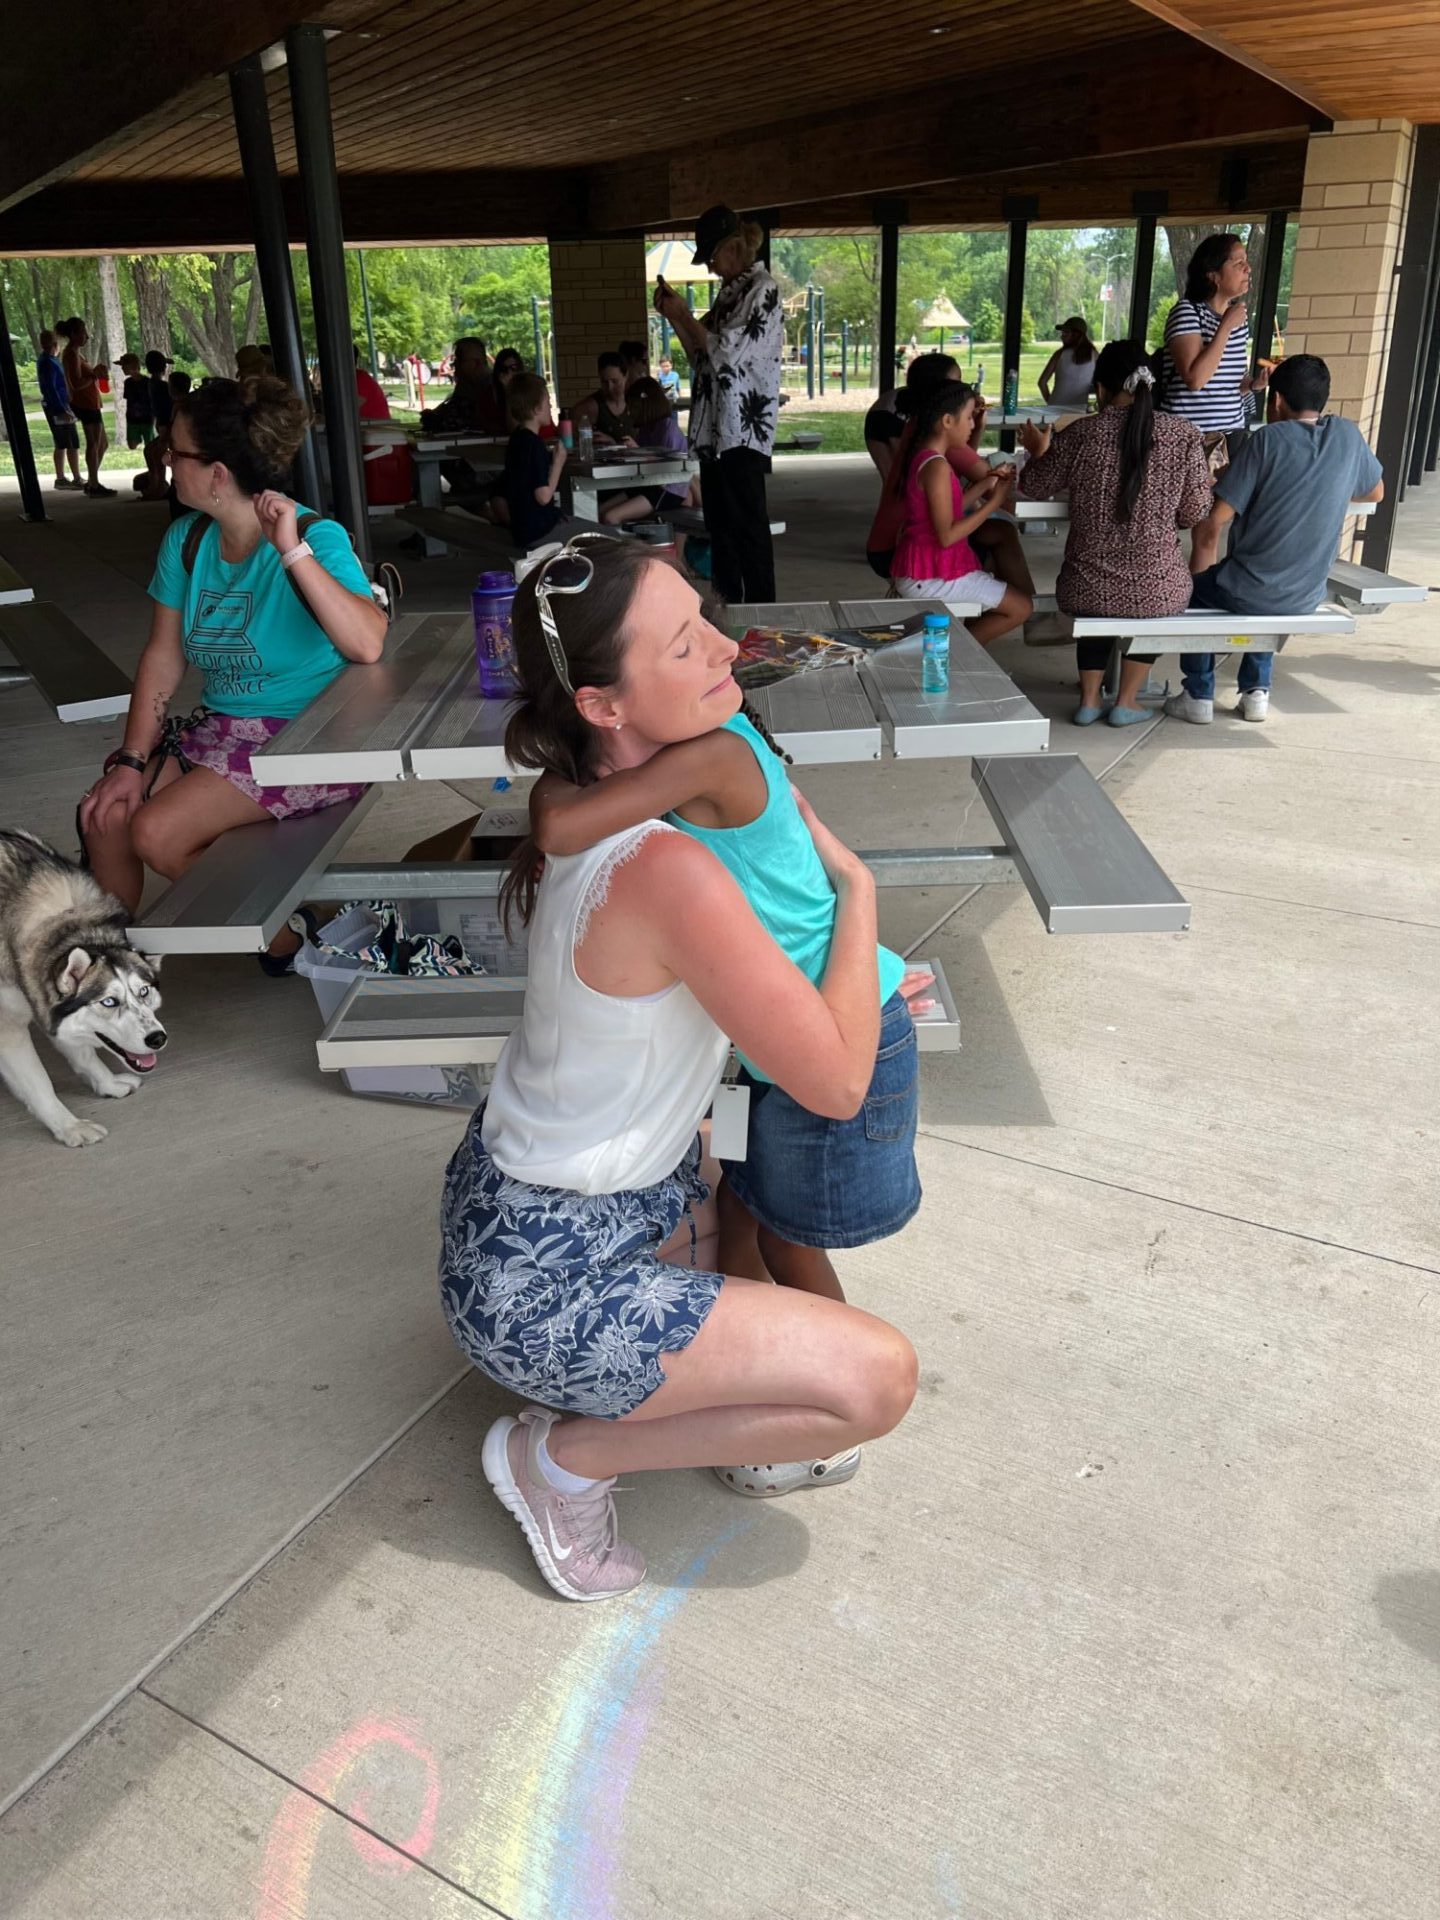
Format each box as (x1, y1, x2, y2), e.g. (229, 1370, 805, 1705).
(178, 711, 367, 821)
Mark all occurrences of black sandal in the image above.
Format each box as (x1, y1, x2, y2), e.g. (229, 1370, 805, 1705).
(258, 906, 320, 977)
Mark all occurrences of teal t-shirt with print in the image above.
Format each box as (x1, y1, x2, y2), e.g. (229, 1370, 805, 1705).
(147, 509, 370, 718)
(668, 711, 907, 1081)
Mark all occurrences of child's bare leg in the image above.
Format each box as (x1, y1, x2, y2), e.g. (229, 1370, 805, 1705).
(757, 1225, 845, 1302)
(716, 1176, 770, 1282)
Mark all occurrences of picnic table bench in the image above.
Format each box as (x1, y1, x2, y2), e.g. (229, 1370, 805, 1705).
(0, 594, 133, 723)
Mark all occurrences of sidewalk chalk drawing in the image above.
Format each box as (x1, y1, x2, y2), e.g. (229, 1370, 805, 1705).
(255, 1516, 753, 1918)
(456, 1515, 755, 1920)
(256, 1715, 441, 1920)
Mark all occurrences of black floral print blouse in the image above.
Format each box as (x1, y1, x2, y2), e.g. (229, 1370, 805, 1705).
(688, 265, 784, 459)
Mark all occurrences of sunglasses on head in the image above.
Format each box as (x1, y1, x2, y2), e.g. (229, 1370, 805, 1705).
(533, 533, 624, 696)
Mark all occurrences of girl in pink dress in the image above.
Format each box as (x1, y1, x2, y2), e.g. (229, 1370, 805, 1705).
(891, 382, 1033, 648)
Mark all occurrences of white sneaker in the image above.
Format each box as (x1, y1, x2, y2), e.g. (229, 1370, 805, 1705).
(712, 1448, 862, 1499)
(1164, 691, 1214, 725)
(1237, 689, 1270, 722)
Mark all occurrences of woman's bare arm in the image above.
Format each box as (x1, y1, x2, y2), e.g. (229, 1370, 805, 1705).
(1169, 307, 1243, 392)
(583, 825, 881, 1120)
(78, 603, 186, 838)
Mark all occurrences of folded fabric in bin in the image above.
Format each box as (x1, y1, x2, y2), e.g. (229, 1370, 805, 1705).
(317, 901, 479, 979)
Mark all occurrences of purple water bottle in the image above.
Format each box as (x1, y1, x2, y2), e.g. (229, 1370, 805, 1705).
(472, 570, 518, 699)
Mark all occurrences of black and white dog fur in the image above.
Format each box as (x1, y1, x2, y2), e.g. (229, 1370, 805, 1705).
(0, 829, 167, 1147)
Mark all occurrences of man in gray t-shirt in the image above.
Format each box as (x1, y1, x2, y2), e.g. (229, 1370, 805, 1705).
(1167, 355, 1384, 724)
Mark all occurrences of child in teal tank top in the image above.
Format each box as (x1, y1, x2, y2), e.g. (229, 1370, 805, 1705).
(531, 705, 925, 1305)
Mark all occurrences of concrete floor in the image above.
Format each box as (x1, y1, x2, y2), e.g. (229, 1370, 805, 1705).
(0, 463, 1437, 1917)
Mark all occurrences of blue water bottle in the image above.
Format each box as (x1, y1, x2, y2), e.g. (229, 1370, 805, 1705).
(472, 570, 519, 698)
(922, 611, 950, 693)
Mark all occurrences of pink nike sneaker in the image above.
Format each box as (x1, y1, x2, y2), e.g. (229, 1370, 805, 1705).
(482, 1407, 645, 1602)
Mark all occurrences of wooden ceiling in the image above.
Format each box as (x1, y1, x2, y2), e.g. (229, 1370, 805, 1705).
(66, 0, 1152, 186)
(0, 0, 1351, 253)
(1131, 0, 1440, 121)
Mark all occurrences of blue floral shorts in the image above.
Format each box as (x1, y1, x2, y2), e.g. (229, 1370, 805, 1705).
(439, 1112, 724, 1420)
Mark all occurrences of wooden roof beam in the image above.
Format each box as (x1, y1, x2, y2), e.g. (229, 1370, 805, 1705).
(0, 170, 585, 256)
(586, 33, 1321, 230)
(767, 139, 1310, 233)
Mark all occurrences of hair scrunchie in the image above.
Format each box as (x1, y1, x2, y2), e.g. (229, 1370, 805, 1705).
(1123, 366, 1156, 393)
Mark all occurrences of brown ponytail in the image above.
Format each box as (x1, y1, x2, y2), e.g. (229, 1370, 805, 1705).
(498, 541, 657, 934)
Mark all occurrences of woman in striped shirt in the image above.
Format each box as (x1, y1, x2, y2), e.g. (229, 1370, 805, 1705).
(1159, 233, 1269, 443)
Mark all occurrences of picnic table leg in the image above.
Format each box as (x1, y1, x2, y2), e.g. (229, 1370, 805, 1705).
(415, 456, 448, 556)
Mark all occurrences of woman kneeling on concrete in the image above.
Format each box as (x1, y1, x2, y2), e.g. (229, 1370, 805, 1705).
(439, 538, 920, 1602)
(1018, 340, 1213, 726)
(78, 376, 385, 970)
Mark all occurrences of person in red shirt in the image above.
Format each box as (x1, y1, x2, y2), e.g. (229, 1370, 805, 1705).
(354, 344, 391, 420)
(354, 345, 413, 504)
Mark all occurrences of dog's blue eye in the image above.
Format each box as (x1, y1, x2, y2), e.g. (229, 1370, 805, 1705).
(137, 985, 149, 999)
(100, 996, 119, 1008)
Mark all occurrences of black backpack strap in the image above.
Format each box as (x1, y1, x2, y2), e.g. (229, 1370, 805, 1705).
(179, 511, 207, 576)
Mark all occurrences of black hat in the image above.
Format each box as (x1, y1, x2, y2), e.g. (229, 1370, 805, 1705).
(692, 204, 741, 268)
(144, 349, 172, 373)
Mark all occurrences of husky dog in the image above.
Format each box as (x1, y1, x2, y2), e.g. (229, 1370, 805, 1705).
(0, 830, 166, 1147)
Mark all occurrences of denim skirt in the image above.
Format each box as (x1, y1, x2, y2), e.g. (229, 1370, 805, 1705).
(725, 991, 921, 1249)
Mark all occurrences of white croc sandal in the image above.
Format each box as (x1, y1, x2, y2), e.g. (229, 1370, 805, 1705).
(712, 1448, 862, 1499)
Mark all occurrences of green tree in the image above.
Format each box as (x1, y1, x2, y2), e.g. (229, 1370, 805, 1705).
(456, 246, 552, 358)
(167, 253, 262, 374)
(974, 297, 1002, 343)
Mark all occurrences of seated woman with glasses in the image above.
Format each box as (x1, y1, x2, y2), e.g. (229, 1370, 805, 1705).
(439, 536, 922, 1602)
(78, 376, 385, 972)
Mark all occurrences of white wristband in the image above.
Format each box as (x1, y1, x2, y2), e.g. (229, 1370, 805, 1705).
(280, 540, 314, 571)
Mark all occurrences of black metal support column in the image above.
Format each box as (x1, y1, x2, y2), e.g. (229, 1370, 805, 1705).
(1408, 229, 1440, 485)
(1000, 198, 1036, 448)
(1363, 125, 1440, 571)
(1250, 208, 1288, 372)
(875, 199, 905, 388)
(1129, 215, 1158, 346)
(229, 55, 322, 510)
(1421, 277, 1440, 476)
(0, 283, 44, 522)
(286, 24, 370, 566)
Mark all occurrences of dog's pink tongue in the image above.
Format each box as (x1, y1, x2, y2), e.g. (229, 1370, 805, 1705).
(133, 1052, 158, 1071)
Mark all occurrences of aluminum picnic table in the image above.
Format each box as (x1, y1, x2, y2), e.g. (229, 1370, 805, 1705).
(253, 598, 1049, 788)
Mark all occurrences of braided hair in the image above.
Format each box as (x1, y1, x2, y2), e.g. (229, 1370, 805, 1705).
(697, 587, 793, 763)
(740, 696, 792, 764)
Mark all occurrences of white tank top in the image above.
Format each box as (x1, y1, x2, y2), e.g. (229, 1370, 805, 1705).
(482, 823, 729, 1194)
(1051, 351, 1097, 408)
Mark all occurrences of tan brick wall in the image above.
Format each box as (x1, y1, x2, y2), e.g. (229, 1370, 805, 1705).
(548, 237, 649, 406)
(1286, 122, 1415, 445)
